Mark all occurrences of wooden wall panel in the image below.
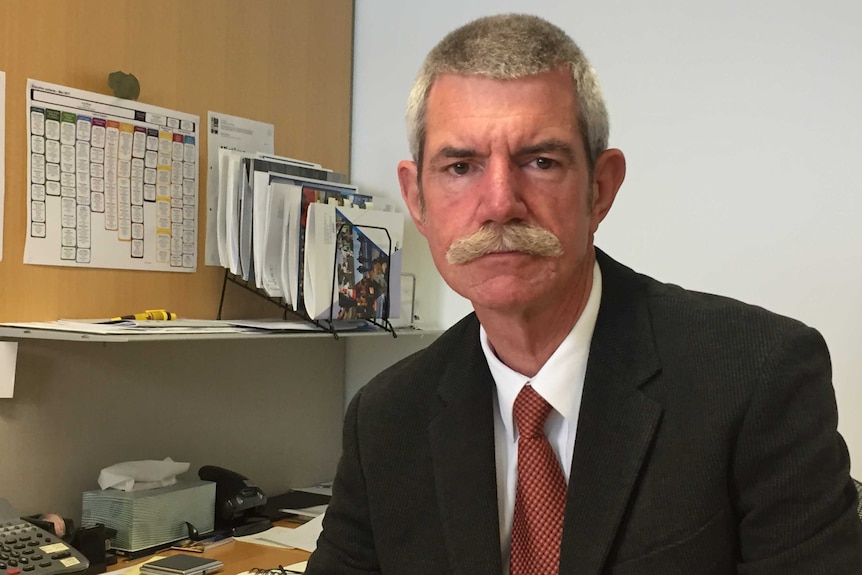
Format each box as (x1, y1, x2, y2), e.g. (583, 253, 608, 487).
(0, 0, 354, 321)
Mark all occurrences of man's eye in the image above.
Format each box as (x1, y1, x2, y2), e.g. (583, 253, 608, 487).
(532, 157, 556, 170)
(448, 162, 470, 175)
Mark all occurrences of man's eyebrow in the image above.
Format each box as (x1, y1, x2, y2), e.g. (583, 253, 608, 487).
(427, 141, 576, 164)
(517, 140, 577, 161)
(430, 146, 479, 162)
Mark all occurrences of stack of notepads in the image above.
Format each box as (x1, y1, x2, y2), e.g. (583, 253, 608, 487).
(213, 152, 404, 323)
(81, 479, 215, 552)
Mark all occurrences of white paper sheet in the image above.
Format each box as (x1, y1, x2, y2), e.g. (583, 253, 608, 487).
(278, 504, 327, 519)
(223, 150, 245, 275)
(206, 112, 273, 266)
(223, 319, 319, 331)
(235, 515, 324, 553)
(238, 159, 255, 279)
(0, 71, 5, 262)
(252, 169, 272, 288)
(0, 341, 18, 399)
(260, 184, 285, 298)
(0, 320, 254, 336)
(216, 149, 231, 268)
(24, 79, 200, 272)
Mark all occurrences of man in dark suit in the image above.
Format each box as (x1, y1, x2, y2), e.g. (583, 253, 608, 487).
(306, 13, 862, 574)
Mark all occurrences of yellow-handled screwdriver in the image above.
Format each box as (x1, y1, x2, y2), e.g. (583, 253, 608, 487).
(111, 309, 178, 321)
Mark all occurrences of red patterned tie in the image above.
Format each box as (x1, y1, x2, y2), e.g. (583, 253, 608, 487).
(510, 385, 567, 575)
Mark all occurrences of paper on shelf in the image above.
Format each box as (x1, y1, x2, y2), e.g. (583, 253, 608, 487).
(282, 184, 303, 309)
(224, 319, 319, 331)
(260, 175, 285, 298)
(224, 149, 245, 275)
(0, 70, 5, 262)
(251, 169, 270, 288)
(239, 157, 256, 280)
(0, 341, 17, 398)
(206, 112, 274, 267)
(0, 320, 257, 337)
(216, 148, 231, 268)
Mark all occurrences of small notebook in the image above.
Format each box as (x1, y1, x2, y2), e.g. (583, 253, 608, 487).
(140, 555, 224, 575)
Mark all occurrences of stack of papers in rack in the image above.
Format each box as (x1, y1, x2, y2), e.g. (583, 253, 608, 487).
(214, 152, 405, 326)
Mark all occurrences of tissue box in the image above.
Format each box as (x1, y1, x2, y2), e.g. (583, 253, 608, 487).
(82, 479, 215, 552)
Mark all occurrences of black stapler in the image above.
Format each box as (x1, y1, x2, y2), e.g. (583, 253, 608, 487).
(198, 465, 273, 537)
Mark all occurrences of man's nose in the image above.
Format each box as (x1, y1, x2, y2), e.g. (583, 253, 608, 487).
(478, 159, 527, 223)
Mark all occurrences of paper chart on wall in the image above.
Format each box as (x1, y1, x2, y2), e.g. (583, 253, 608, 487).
(0, 71, 6, 262)
(24, 79, 200, 272)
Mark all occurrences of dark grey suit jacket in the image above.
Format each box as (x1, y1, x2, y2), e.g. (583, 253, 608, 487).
(307, 250, 862, 574)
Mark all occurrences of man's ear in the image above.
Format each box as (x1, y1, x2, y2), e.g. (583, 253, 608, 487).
(398, 160, 426, 235)
(589, 148, 626, 234)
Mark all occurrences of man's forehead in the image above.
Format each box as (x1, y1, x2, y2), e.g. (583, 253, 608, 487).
(424, 70, 577, 125)
(422, 71, 581, 154)
(428, 68, 575, 97)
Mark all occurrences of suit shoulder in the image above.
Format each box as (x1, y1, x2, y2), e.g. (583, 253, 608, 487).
(358, 314, 480, 406)
(638, 274, 827, 375)
(645, 275, 811, 334)
(597, 249, 813, 340)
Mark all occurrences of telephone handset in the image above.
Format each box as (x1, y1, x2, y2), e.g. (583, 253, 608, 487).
(0, 499, 89, 575)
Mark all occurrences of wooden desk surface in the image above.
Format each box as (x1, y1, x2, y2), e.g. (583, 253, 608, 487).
(111, 522, 311, 574)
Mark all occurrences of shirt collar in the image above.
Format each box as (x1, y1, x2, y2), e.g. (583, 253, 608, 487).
(480, 261, 602, 442)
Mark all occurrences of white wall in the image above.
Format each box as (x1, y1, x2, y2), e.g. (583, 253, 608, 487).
(0, 338, 345, 519)
(351, 1, 862, 474)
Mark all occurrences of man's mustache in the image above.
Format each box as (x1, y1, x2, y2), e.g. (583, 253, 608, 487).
(445, 221, 564, 265)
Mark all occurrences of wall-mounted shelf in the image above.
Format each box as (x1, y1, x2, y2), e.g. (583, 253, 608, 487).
(219, 269, 399, 340)
(0, 324, 438, 344)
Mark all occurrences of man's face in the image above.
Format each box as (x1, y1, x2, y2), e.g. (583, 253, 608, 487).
(399, 68, 621, 313)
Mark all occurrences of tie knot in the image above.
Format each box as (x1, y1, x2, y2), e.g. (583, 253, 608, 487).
(513, 385, 553, 439)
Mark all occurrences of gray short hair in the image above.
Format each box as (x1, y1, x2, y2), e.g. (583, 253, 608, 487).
(406, 14, 609, 174)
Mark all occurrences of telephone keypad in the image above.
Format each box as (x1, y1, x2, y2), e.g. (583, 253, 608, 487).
(0, 519, 87, 575)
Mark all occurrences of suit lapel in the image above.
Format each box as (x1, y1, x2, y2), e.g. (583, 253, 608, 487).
(558, 251, 664, 574)
(428, 317, 503, 575)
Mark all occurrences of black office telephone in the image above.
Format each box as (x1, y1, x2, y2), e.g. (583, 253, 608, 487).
(0, 499, 89, 575)
(197, 466, 272, 537)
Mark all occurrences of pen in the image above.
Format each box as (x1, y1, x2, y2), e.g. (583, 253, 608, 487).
(111, 309, 178, 321)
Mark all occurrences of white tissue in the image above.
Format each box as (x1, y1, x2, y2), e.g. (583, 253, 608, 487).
(98, 458, 190, 491)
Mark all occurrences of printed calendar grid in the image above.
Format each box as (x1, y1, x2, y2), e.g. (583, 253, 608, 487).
(25, 80, 199, 272)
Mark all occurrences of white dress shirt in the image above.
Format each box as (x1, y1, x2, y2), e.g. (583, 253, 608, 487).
(480, 261, 602, 573)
